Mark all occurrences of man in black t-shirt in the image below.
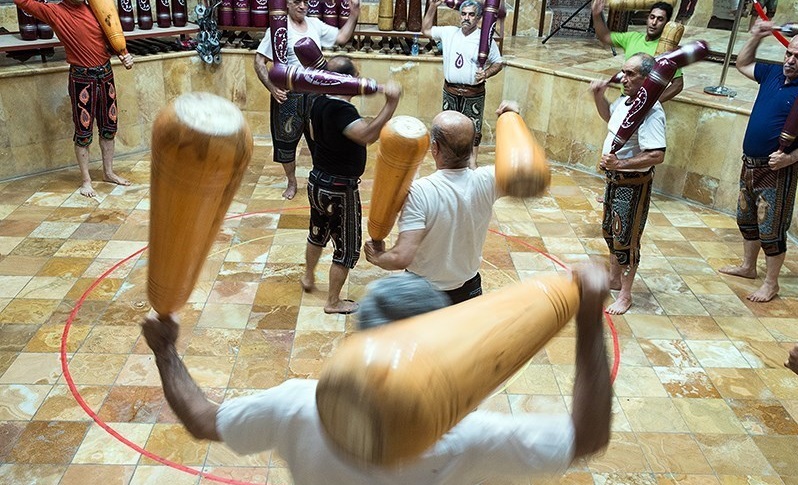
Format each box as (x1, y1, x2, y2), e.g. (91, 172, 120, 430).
(301, 56, 402, 315)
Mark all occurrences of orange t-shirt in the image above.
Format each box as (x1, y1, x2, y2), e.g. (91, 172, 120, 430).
(14, 0, 112, 68)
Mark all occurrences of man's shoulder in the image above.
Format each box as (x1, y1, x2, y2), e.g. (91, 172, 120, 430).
(433, 25, 459, 37)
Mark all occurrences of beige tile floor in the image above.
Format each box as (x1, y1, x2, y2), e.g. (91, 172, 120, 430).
(2, 33, 798, 485)
(1, 139, 797, 485)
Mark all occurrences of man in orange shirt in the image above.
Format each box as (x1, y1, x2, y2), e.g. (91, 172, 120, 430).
(14, 0, 134, 198)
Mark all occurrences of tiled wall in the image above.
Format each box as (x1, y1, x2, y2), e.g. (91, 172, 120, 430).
(2, 48, 796, 242)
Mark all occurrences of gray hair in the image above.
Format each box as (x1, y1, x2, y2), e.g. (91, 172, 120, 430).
(459, 0, 483, 17)
(357, 273, 450, 330)
(629, 52, 655, 77)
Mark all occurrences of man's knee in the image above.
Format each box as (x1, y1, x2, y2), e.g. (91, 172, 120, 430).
(761, 240, 787, 257)
(74, 135, 92, 147)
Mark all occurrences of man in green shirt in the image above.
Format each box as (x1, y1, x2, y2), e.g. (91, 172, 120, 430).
(591, 0, 684, 102)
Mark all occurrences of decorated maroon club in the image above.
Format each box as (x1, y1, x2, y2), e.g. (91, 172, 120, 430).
(478, 0, 501, 68)
(251, 0, 268, 28)
(294, 37, 328, 69)
(268, 63, 378, 96)
(322, 0, 337, 26)
(308, 0, 321, 18)
(609, 40, 709, 84)
(269, 0, 288, 63)
(337, 0, 350, 27)
(610, 58, 677, 155)
(218, 0, 234, 26)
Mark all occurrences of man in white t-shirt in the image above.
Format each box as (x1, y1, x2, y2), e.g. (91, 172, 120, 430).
(253, 0, 360, 200)
(141, 266, 613, 485)
(421, 0, 503, 167)
(590, 52, 667, 315)
(364, 109, 505, 305)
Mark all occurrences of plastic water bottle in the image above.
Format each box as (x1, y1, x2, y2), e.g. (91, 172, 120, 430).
(411, 34, 419, 56)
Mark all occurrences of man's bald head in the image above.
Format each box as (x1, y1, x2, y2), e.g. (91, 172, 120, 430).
(430, 111, 475, 169)
(326, 55, 358, 76)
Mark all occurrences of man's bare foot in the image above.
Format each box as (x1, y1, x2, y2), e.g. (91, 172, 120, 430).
(324, 299, 359, 315)
(79, 181, 97, 198)
(747, 282, 779, 302)
(606, 296, 632, 315)
(300, 275, 316, 293)
(103, 173, 131, 186)
(785, 344, 798, 375)
(596, 196, 605, 204)
(719, 265, 757, 279)
(282, 184, 297, 200)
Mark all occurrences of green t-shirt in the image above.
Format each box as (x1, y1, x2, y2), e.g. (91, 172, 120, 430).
(610, 31, 684, 79)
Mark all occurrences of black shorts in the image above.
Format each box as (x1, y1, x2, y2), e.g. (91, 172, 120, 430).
(444, 272, 482, 304)
(306, 170, 362, 269)
(270, 92, 316, 163)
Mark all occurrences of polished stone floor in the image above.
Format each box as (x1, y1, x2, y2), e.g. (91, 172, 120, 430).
(0, 137, 797, 484)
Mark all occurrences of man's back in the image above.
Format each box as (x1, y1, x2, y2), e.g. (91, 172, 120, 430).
(309, 95, 367, 177)
(14, 0, 110, 67)
(216, 379, 575, 485)
(398, 166, 497, 290)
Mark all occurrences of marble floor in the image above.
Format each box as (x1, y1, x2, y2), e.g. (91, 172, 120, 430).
(1, 138, 797, 485)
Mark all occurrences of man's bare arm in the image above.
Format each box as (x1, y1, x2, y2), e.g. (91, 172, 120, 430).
(422, 0, 443, 38)
(343, 81, 402, 146)
(591, 0, 612, 46)
(737, 20, 773, 80)
(141, 315, 221, 441)
(659, 76, 684, 102)
(570, 265, 612, 459)
(254, 53, 289, 103)
(364, 229, 425, 270)
(590, 79, 611, 122)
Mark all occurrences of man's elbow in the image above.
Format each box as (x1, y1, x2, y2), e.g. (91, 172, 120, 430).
(670, 79, 684, 96)
(183, 411, 222, 442)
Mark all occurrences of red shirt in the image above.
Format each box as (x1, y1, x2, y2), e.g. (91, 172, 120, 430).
(14, 0, 111, 67)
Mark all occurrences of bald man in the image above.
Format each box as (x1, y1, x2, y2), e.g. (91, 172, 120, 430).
(141, 267, 613, 484)
(365, 106, 513, 304)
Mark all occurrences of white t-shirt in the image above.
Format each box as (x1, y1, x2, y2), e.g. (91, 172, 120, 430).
(256, 17, 338, 66)
(398, 166, 497, 290)
(601, 96, 667, 172)
(216, 379, 575, 485)
(430, 26, 502, 85)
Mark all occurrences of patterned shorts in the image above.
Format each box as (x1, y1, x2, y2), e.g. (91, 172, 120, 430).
(68, 61, 117, 147)
(270, 92, 316, 163)
(442, 87, 485, 146)
(306, 172, 362, 269)
(736, 156, 798, 256)
(602, 168, 654, 267)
